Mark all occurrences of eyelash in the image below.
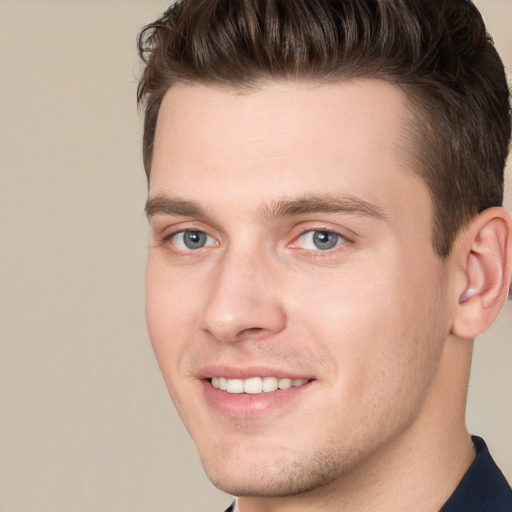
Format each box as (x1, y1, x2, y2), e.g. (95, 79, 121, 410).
(291, 227, 350, 252)
(157, 227, 351, 255)
(160, 229, 216, 251)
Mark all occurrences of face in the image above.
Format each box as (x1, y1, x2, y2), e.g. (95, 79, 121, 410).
(146, 80, 454, 498)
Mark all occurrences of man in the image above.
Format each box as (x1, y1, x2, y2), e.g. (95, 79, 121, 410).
(137, 0, 512, 510)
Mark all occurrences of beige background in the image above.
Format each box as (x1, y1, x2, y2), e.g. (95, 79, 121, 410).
(0, 1, 510, 511)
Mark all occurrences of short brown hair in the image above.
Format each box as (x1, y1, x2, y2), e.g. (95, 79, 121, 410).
(137, 0, 510, 257)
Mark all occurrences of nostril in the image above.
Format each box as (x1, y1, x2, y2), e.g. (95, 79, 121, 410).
(235, 327, 265, 340)
(202, 290, 287, 342)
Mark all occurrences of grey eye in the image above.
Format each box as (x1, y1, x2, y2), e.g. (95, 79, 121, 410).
(183, 231, 207, 249)
(312, 231, 340, 250)
(295, 229, 344, 251)
(171, 230, 215, 250)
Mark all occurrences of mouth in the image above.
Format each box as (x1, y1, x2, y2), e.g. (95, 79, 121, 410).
(210, 376, 310, 394)
(200, 372, 314, 418)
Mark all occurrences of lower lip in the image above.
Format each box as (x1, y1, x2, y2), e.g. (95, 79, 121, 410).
(201, 380, 313, 419)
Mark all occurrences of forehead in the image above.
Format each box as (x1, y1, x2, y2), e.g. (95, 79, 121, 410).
(150, 79, 429, 226)
(153, 80, 409, 170)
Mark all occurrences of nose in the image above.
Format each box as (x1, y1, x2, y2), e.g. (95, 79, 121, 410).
(200, 249, 287, 343)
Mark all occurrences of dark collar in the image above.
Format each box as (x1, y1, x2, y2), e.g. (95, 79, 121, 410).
(440, 436, 512, 511)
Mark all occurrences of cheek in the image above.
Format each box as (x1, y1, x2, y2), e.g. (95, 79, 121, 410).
(145, 259, 202, 424)
(145, 252, 202, 332)
(285, 270, 393, 415)
(289, 265, 394, 354)
(146, 264, 171, 351)
(145, 258, 195, 377)
(288, 261, 447, 407)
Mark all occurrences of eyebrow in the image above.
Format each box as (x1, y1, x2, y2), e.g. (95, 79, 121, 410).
(145, 196, 208, 219)
(145, 193, 387, 221)
(260, 194, 388, 221)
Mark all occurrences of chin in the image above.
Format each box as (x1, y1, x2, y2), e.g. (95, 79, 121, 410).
(200, 444, 355, 498)
(205, 467, 322, 498)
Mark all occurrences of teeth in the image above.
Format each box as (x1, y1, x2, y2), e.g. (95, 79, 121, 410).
(211, 377, 309, 394)
(226, 379, 244, 393)
(262, 376, 278, 392)
(278, 378, 292, 390)
(244, 377, 263, 394)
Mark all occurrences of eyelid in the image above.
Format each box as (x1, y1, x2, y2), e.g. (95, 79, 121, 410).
(288, 226, 352, 252)
(153, 220, 220, 252)
(165, 229, 218, 250)
(152, 218, 214, 239)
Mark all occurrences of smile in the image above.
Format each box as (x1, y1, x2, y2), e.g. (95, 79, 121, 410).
(210, 376, 310, 394)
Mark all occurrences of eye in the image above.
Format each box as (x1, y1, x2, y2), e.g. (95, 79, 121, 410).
(295, 230, 346, 251)
(170, 230, 217, 250)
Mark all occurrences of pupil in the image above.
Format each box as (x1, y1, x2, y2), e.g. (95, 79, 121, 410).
(184, 231, 206, 249)
(313, 231, 338, 250)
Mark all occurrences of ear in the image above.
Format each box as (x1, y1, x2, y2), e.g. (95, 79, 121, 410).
(451, 207, 512, 339)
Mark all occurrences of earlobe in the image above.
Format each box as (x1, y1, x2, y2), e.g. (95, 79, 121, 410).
(451, 207, 512, 339)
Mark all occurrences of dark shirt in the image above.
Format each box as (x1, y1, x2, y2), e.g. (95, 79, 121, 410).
(440, 436, 512, 511)
(223, 437, 512, 511)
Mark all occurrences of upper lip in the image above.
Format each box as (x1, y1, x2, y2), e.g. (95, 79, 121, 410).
(197, 365, 315, 381)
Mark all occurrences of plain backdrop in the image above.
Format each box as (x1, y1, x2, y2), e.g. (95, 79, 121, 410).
(0, 1, 510, 511)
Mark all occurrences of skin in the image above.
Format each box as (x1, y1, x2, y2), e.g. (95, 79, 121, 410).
(145, 80, 479, 511)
